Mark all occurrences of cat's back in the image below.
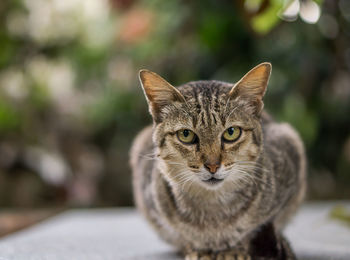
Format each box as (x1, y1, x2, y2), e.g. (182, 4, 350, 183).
(261, 111, 307, 228)
(261, 112, 305, 167)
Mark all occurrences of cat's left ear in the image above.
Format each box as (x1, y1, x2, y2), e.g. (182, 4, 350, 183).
(139, 69, 186, 123)
(228, 62, 271, 115)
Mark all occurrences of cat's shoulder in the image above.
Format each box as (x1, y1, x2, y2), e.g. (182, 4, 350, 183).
(130, 125, 153, 169)
(262, 111, 305, 156)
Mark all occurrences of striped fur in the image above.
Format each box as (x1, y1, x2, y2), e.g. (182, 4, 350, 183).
(130, 64, 306, 259)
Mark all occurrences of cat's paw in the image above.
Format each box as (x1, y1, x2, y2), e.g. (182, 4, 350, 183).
(185, 251, 251, 260)
(185, 252, 213, 260)
(216, 250, 251, 260)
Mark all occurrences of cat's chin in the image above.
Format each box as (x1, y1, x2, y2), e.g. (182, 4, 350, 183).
(200, 177, 225, 189)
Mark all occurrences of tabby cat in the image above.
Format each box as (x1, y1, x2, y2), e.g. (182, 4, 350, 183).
(130, 63, 306, 259)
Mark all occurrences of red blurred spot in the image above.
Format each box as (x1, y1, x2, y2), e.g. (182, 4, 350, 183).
(119, 8, 154, 44)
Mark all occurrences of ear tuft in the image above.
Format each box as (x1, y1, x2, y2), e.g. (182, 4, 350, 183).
(228, 62, 272, 115)
(139, 69, 185, 122)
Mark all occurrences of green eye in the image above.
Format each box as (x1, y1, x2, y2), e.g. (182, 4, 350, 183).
(177, 129, 197, 144)
(223, 127, 241, 142)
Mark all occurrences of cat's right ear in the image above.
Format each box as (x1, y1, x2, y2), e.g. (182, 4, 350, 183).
(139, 70, 186, 123)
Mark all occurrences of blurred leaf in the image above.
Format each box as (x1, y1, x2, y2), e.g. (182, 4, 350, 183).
(330, 206, 350, 227)
(251, 0, 283, 34)
(29, 85, 50, 109)
(199, 13, 230, 50)
(245, 0, 264, 12)
(85, 87, 142, 132)
(313, 0, 323, 5)
(280, 94, 319, 146)
(0, 34, 15, 68)
(0, 100, 20, 132)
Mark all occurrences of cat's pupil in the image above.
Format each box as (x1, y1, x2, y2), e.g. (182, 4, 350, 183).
(228, 127, 234, 135)
(183, 130, 189, 137)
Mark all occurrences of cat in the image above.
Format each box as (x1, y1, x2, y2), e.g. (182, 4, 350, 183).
(130, 63, 306, 260)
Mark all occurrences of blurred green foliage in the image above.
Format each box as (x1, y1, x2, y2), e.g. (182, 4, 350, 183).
(0, 99, 20, 132)
(330, 206, 350, 226)
(0, 0, 349, 207)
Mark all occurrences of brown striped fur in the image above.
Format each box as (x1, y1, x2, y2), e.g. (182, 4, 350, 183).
(130, 63, 306, 259)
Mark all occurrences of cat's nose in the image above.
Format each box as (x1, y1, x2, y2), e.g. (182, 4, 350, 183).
(204, 163, 220, 174)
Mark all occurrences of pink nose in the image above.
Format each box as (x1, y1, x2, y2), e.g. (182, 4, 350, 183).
(204, 163, 220, 174)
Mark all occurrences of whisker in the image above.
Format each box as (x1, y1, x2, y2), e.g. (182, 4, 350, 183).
(166, 161, 185, 167)
(225, 163, 271, 189)
(234, 168, 269, 185)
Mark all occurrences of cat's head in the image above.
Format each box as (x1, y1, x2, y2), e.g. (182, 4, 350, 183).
(139, 63, 271, 191)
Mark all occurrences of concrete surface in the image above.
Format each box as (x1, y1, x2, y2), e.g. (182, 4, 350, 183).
(0, 202, 348, 260)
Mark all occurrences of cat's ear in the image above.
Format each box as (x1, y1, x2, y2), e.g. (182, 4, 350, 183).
(228, 62, 271, 115)
(139, 69, 186, 122)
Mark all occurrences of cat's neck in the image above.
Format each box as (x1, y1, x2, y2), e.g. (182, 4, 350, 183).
(158, 176, 258, 227)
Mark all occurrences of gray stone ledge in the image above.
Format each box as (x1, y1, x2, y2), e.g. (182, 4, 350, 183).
(0, 202, 349, 260)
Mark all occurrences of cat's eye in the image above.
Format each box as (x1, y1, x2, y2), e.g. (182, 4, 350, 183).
(222, 127, 241, 142)
(177, 129, 197, 144)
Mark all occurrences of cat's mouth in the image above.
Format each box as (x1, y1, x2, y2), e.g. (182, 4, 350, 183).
(202, 177, 224, 185)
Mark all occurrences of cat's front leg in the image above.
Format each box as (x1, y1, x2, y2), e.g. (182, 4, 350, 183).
(216, 250, 251, 260)
(185, 251, 212, 260)
(248, 222, 296, 260)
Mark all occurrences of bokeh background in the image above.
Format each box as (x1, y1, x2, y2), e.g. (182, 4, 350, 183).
(0, 0, 349, 215)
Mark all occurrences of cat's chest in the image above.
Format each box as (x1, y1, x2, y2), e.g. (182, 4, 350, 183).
(176, 196, 246, 225)
(155, 180, 260, 250)
(173, 206, 248, 250)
